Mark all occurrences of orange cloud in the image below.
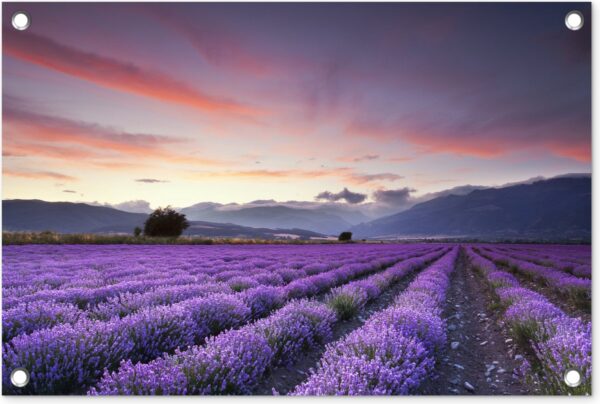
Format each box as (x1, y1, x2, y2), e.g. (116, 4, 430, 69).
(336, 154, 380, 163)
(4, 142, 105, 160)
(191, 167, 402, 185)
(3, 29, 258, 115)
(547, 143, 591, 163)
(4, 169, 77, 181)
(387, 156, 415, 163)
(3, 106, 227, 167)
(346, 119, 591, 163)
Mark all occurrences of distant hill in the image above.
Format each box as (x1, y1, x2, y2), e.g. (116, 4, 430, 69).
(351, 177, 591, 241)
(181, 203, 356, 235)
(2, 200, 324, 240)
(3, 200, 147, 233)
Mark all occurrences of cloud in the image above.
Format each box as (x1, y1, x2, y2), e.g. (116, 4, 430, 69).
(337, 154, 380, 163)
(3, 142, 108, 160)
(89, 200, 153, 214)
(62, 190, 77, 193)
(355, 154, 379, 162)
(345, 88, 591, 164)
(372, 187, 415, 206)
(2, 150, 25, 157)
(4, 169, 77, 181)
(5, 105, 176, 153)
(315, 187, 367, 204)
(387, 156, 414, 163)
(149, 7, 277, 77)
(349, 173, 403, 184)
(135, 178, 169, 183)
(112, 200, 153, 214)
(3, 103, 226, 167)
(3, 30, 256, 115)
(191, 167, 402, 185)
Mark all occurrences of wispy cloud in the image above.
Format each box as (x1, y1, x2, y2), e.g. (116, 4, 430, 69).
(315, 187, 367, 204)
(62, 189, 77, 193)
(336, 154, 380, 163)
(135, 178, 169, 183)
(191, 167, 402, 185)
(349, 173, 403, 184)
(346, 95, 591, 163)
(4, 169, 77, 181)
(4, 30, 258, 115)
(149, 7, 277, 77)
(3, 103, 227, 168)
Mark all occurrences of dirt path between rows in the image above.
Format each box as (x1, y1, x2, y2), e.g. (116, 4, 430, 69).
(253, 264, 425, 395)
(418, 249, 532, 395)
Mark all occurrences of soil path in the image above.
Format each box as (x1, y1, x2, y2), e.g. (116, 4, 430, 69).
(418, 249, 532, 395)
(253, 265, 424, 395)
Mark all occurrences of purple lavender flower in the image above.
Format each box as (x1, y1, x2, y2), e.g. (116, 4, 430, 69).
(2, 300, 85, 341)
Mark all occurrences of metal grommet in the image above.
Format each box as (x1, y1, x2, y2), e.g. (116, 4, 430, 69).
(12, 11, 31, 31)
(10, 368, 30, 388)
(564, 368, 582, 388)
(565, 11, 584, 31)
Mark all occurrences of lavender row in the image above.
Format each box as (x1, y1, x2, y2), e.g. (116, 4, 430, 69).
(2, 247, 442, 394)
(89, 300, 336, 395)
(90, 246, 435, 320)
(492, 246, 590, 278)
(477, 247, 590, 305)
(291, 247, 458, 395)
(3, 245, 425, 308)
(2, 244, 371, 295)
(2, 246, 437, 342)
(465, 247, 591, 395)
(88, 247, 447, 395)
(499, 244, 590, 265)
(324, 248, 448, 320)
(3, 245, 406, 308)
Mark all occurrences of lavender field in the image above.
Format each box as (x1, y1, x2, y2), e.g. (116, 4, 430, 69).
(1, 243, 591, 395)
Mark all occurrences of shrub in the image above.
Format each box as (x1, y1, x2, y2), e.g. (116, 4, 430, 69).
(143, 207, 189, 237)
(326, 286, 368, 320)
(338, 232, 352, 242)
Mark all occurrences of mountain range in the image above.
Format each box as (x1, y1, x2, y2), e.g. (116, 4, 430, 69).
(1, 200, 324, 240)
(180, 203, 368, 235)
(2, 175, 591, 241)
(351, 176, 591, 240)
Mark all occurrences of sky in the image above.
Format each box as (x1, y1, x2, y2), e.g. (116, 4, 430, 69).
(2, 2, 591, 209)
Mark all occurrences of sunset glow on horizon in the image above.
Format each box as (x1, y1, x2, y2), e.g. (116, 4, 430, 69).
(2, 2, 591, 209)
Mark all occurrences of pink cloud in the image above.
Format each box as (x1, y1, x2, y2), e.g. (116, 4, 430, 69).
(4, 169, 77, 181)
(3, 29, 258, 115)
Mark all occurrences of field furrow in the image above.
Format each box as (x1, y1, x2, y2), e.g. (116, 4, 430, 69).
(289, 248, 457, 395)
(254, 257, 426, 394)
(465, 247, 591, 395)
(418, 248, 530, 395)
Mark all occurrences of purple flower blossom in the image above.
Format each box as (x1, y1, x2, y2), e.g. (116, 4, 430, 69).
(292, 248, 457, 395)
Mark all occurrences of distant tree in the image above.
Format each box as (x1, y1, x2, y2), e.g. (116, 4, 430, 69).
(338, 231, 352, 242)
(143, 206, 189, 237)
(133, 226, 142, 237)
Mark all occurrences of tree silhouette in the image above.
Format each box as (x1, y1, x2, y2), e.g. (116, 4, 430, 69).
(338, 231, 352, 242)
(143, 207, 189, 237)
